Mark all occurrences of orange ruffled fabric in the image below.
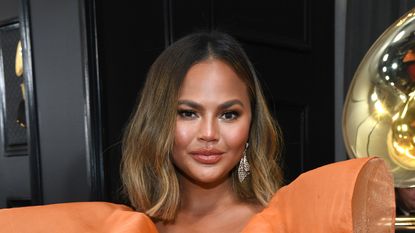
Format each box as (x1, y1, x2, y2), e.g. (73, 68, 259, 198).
(0, 202, 157, 233)
(0, 157, 395, 233)
(242, 157, 395, 233)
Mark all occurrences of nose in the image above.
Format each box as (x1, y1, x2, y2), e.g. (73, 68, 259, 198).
(198, 117, 219, 142)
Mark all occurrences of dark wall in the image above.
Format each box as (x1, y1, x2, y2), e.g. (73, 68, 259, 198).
(0, 0, 103, 207)
(0, 0, 18, 22)
(97, 1, 167, 202)
(27, 0, 91, 203)
(0, 0, 31, 208)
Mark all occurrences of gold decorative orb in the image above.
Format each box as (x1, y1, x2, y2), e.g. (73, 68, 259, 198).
(343, 8, 415, 187)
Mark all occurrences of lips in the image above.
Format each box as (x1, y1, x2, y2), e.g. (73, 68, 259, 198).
(189, 148, 224, 164)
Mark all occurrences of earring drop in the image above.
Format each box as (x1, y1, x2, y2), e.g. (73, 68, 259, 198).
(238, 143, 250, 183)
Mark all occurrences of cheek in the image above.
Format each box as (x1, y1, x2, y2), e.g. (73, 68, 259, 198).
(221, 120, 251, 150)
(174, 121, 196, 151)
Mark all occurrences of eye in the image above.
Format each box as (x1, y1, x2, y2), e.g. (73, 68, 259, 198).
(178, 110, 198, 119)
(220, 111, 240, 121)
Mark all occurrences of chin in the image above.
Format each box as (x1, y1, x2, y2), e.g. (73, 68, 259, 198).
(183, 170, 231, 186)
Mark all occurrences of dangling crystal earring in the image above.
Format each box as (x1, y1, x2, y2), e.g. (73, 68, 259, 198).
(238, 143, 250, 183)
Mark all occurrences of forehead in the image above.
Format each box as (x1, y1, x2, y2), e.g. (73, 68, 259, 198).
(178, 59, 249, 103)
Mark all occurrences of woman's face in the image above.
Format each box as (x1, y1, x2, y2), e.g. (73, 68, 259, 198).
(173, 59, 251, 186)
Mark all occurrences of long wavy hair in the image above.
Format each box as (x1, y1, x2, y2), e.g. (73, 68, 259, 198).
(121, 31, 283, 222)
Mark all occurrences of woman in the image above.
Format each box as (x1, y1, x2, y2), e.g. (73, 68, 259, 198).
(0, 31, 395, 233)
(121, 31, 283, 232)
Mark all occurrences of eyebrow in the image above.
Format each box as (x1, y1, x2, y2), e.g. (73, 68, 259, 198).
(177, 99, 245, 110)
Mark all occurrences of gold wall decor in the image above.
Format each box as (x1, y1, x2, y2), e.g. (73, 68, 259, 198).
(15, 40, 25, 128)
(0, 22, 27, 155)
(15, 40, 22, 77)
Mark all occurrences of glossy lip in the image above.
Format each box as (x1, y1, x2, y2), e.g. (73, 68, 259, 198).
(189, 148, 224, 164)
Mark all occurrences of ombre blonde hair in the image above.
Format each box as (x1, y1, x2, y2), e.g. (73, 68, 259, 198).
(121, 31, 283, 222)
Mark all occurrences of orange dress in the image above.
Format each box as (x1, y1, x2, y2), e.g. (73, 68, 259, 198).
(0, 157, 395, 233)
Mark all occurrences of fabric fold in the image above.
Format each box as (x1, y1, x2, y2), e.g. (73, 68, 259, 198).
(0, 202, 157, 233)
(242, 157, 395, 233)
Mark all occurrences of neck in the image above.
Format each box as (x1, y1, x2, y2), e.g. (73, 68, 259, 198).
(178, 175, 240, 215)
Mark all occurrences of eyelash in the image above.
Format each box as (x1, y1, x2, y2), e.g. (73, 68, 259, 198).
(177, 110, 240, 121)
(177, 110, 197, 119)
(220, 111, 240, 121)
